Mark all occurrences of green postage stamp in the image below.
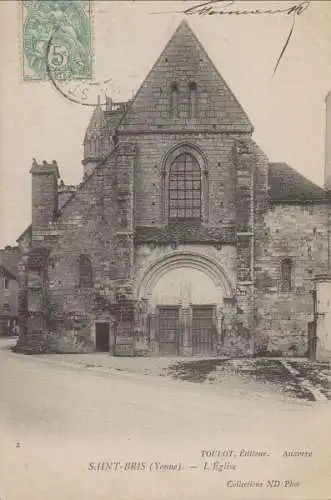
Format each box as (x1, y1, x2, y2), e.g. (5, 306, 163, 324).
(21, 0, 92, 81)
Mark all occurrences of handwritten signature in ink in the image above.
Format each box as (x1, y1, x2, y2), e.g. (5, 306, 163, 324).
(182, 0, 310, 17)
(174, 1, 311, 75)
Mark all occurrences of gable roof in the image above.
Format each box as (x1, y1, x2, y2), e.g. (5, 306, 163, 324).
(118, 20, 252, 133)
(268, 162, 327, 202)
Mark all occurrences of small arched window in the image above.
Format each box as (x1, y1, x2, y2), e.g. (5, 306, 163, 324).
(280, 178, 286, 194)
(280, 258, 292, 292)
(79, 254, 93, 288)
(188, 82, 197, 119)
(168, 153, 201, 220)
(170, 82, 179, 118)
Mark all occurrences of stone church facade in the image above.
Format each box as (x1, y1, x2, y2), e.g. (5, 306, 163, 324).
(15, 21, 331, 357)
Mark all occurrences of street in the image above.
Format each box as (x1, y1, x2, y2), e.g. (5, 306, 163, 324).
(0, 341, 330, 500)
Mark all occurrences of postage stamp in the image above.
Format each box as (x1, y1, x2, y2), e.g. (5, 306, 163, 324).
(21, 0, 92, 81)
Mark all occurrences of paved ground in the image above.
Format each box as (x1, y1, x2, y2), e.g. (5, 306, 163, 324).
(0, 338, 330, 500)
(4, 337, 329, 402)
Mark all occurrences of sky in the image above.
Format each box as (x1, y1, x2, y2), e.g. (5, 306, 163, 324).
(0, 0, 331, 247)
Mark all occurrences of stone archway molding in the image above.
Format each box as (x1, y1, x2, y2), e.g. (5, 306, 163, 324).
(136, 251, 234, 300)
(161, 141, 208, 175)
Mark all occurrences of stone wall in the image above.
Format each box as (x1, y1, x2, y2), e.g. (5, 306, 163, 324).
(127, 132, 250, 229)
(255, 203, 329, 356)
(315, 278, 331, 361)
(0, 246, 20, 335)
(22, 143, 136, 351)
(0, 272, 19, 335)
(21, 137, 330, 357)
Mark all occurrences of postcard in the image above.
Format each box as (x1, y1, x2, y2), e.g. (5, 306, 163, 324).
(0, 1, 330, 499)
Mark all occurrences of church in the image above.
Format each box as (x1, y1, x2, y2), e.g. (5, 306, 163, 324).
(14, 21, 331, 358)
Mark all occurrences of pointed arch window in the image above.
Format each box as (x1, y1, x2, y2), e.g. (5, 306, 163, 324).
(188, 82, 197, 119)
(168, 153, 201, 219)
(170, 82, 179, 118)
(78, 254, 93, 288)
(280, 258, 292, 292)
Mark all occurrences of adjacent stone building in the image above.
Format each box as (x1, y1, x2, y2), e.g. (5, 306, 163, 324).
(14, 21, 331, 357)
(0, 246, 20, 335)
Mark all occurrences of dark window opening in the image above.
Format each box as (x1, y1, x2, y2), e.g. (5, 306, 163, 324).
(78, 254, 93, 288)
(280, 179, 286, 193)
(188, 81, 197, 119)
(280, 258, 292, 292)
(170, 82, 179, 118)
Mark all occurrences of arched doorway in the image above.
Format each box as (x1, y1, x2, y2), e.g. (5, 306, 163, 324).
(136, 252, 233, 356)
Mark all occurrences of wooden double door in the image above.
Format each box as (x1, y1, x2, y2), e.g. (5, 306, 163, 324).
(157, 305, 215, 356)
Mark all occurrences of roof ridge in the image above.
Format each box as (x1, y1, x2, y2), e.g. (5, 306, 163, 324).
(269, 162, 325, 190)
(268, 162, 327, 202)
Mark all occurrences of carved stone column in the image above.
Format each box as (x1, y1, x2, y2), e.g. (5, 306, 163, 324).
(181, 307, 192, 356)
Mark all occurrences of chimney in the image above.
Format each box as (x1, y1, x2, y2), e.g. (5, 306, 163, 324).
(325, 91, 331, 190)
(30, 159, 60, 243)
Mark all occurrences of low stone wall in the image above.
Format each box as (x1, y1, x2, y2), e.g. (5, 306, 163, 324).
(13, 330, 94, 354)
